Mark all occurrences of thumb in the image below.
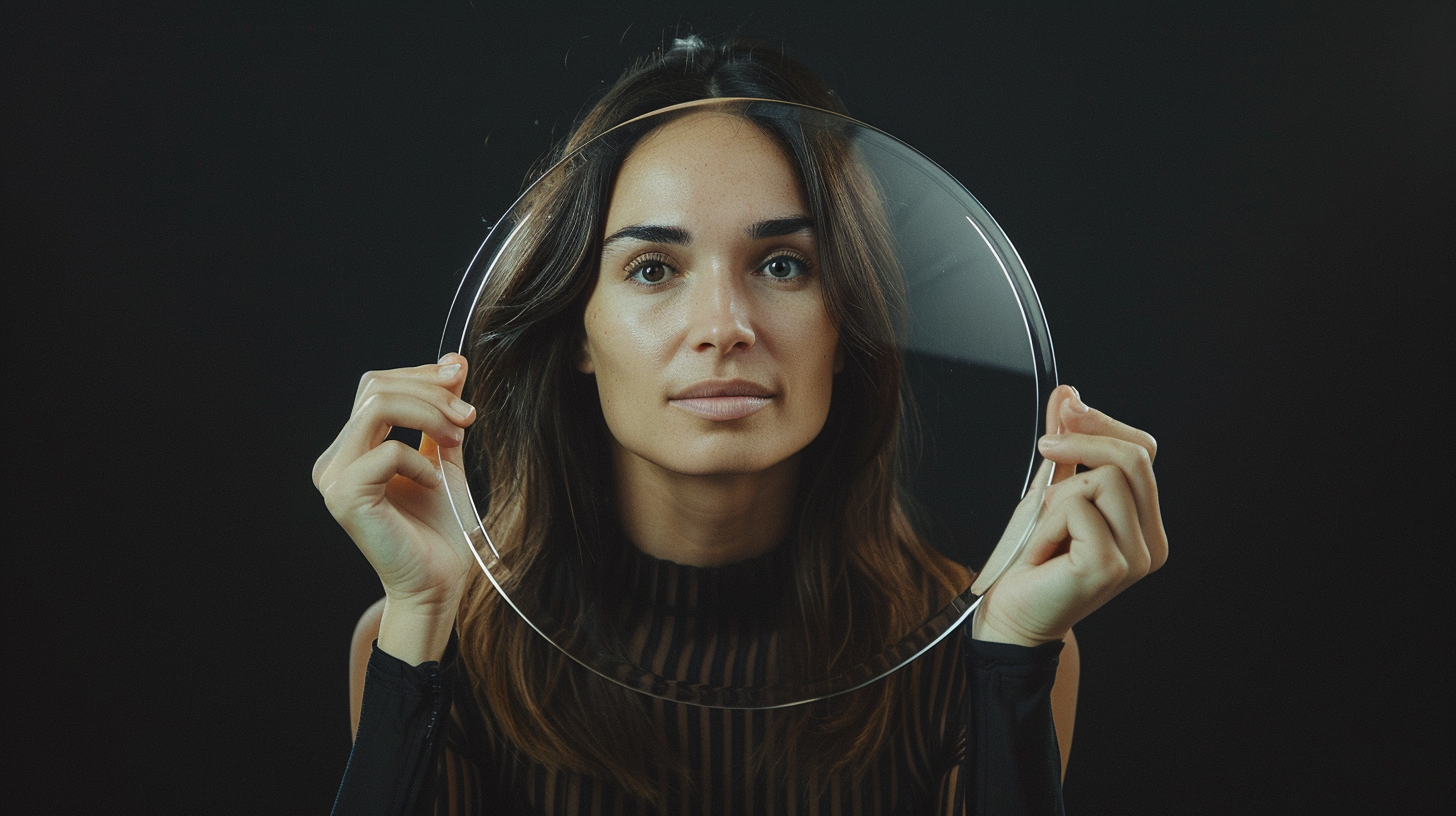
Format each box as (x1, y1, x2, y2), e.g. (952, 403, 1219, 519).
(1044, 384, 1078, 484)
(971, 456, 1054, 595)
(424, 350, 471, 475)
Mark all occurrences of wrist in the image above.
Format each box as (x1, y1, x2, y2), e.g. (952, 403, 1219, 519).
(970, 601, 1064, 648)
(377, 595, 458, 666)
(382, 585, 461, 615)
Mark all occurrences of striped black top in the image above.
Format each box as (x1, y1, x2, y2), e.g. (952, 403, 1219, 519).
(333, 548, 1065, 815)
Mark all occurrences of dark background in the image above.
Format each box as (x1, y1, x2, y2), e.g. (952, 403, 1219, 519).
(5, 1, 1450, 813)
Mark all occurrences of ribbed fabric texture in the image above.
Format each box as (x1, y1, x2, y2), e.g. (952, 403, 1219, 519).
(442, 547, 968, 815)
(334, 538, 1069, 815)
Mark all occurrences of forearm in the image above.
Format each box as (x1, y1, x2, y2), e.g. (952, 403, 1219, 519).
(334, 642, 451, 816)
(960, 635, 1066, 816)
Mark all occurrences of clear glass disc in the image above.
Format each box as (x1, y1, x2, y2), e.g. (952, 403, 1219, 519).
(439, 99, 1055, 708)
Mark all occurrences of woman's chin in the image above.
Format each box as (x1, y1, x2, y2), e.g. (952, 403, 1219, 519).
(622, 439, 805, 482)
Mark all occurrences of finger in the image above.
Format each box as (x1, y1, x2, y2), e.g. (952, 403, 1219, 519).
(1057, 390, 1157, 463)
(439, 352, 469, 398)
(1044, 385, 1079, 484)
(419, 355, 476, 530)
(420, 425, 468, 476)
(1043, 465, 1150, 583)
(354, 377, 478, 430)
(323, 391, 473, 490)
(352, 368, 474, 423)
(1024, 487, 1129, 590)
(313, 443, 338, 490)
(417, 353, 473, 470)
(419, 432, 477, 535)
(1048, 495, 1124, 603)
(318, 356, 471, 490)
(1037, 432, 1167, 573)
(351, 354, 470, 414)
(985, 493, 1124, 644)
(321, 439, 442, 520)
(971, 456, 1055, 595)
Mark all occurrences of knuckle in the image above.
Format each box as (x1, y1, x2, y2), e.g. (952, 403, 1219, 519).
(1081, 544, 1126, 584)
(311, 454, 330, 490)
(358, 372, 390, 403)
(1105, 552, 1130, 584)
(319, 479, 345, 514)
(1105, 463, 1135, 494)
(355, 370, 382, 399)
(1126, 547, 1152, 578)
(358, 391, 393, 419)
(1044, 482, 1075, 510)
(1131, 443, 1154, 475)
(1149, 538, 1170, 571)
(379, 439, 415, 464)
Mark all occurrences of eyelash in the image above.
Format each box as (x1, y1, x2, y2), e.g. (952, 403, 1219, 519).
(756, 250, 813, 281)
(623, 253, 676, 286)
(622, 250, 815, 287)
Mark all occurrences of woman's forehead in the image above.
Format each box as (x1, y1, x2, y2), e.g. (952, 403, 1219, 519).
(604, 112, 809, 234)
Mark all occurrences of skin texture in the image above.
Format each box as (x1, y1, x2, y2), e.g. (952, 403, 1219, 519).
(580, 113, 842, 567)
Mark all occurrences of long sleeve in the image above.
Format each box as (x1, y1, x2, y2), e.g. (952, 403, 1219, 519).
(958, 634, 1065, 816)
(331, 642, 451, 816)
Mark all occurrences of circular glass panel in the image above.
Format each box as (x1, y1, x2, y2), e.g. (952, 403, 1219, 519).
(439, 99, 1055, 708)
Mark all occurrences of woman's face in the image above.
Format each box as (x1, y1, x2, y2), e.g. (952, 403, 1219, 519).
(579, 112, 841, 479)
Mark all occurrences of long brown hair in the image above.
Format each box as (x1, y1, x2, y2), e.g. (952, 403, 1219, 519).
(455, 36, 966, 802)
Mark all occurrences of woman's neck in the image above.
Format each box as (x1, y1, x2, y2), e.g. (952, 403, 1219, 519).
(611, 442, 799, 568)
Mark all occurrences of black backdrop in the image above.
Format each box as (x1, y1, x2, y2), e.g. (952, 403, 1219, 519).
(5, 2, 1450, 813)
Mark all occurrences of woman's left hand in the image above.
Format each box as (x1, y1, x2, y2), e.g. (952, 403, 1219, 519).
(971, 385, 1168, 646)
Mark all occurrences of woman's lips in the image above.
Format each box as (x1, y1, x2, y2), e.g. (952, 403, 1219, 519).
(669, 379, 774, 421)
(670, 395, 771, 421)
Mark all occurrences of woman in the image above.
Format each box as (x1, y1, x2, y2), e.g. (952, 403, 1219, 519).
(316, 37, 1166, 814)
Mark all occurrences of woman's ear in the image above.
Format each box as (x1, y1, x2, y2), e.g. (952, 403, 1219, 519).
(577, 335, 596, 374)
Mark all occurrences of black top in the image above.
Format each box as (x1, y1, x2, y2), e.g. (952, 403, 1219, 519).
(333, 548, 1065, 815)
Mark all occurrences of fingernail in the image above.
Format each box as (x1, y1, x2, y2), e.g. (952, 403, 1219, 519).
(450, 398, 475, 419)
(438, 353, 454, 364)
(438, 363, 461, 379)
(1066, 392, 1089, 414)
(1038, 434, 1062, 449)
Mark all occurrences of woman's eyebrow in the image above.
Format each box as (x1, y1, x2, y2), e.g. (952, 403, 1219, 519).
(602, 224, 691, 249)
(602, 217, 813, 249)
(748, 216, 814, 239)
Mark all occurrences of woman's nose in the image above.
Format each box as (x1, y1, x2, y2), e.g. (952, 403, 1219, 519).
(686, 268, 756, 354)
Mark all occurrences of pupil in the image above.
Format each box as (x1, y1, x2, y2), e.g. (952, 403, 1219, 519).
(769, 259, 791, 277)
(643, 264, 664, 282)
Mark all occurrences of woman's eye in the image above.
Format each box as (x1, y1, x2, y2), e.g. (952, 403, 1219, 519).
(759, 254, 810, 280)
(625, 256, 674, 285)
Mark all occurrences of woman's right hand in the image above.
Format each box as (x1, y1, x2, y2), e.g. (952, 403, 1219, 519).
(313, 353, 478, 617)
